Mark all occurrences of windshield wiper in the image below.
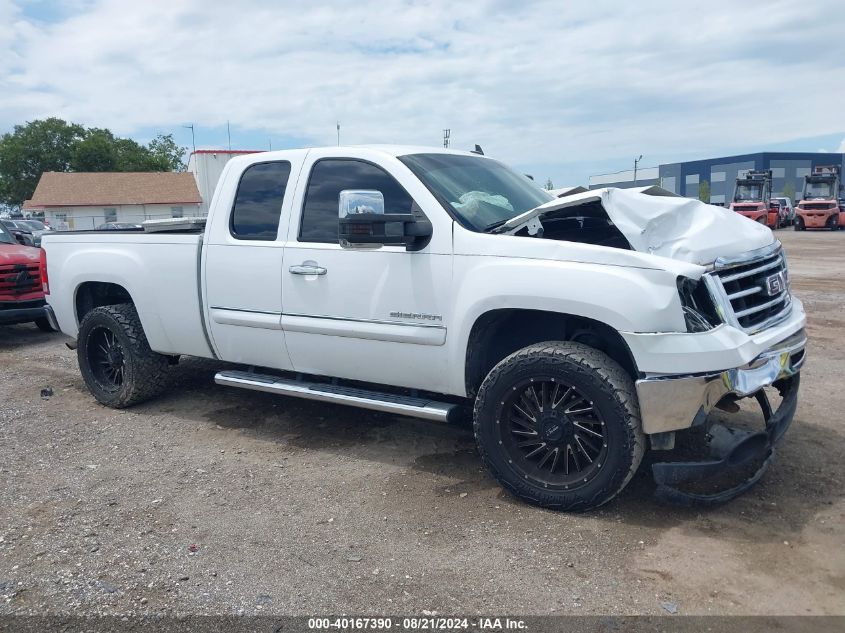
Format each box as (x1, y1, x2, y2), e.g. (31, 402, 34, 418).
(481, 219, 509, 233)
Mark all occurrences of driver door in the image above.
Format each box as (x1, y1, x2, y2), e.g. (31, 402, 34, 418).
(280, 153, 453, 394)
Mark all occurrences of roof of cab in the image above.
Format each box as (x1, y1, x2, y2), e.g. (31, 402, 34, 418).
(229, 144, 482, 165)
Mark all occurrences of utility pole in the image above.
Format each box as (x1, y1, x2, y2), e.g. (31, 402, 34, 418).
(227, 120, 231, 150)
(268, 137, 272, 151)
(633, 154, 643, 186)
(443, 129, 450, 148)
(337, 121, 341, 146)
(182, 124, 196, 155)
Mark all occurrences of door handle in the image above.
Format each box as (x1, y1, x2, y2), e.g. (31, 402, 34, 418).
(289, 263, 327, 276)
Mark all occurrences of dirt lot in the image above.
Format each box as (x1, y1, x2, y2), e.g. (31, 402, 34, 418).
(1, 230, 843, 617)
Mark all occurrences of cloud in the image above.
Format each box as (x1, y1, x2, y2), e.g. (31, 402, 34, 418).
(0, 0, 844, 181)
(838, 138, 845, 153)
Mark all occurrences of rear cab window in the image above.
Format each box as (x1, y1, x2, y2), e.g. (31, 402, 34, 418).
(230, 161, 292, 240)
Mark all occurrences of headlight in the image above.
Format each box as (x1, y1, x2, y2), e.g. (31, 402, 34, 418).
(677, 276, 721, 333)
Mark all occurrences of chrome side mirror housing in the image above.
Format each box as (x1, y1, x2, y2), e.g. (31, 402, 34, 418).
(338, 189, 431, 251)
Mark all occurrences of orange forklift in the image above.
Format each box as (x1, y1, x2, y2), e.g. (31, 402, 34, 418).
(794, 165, 844, 231)
(729, 169, 784, 228)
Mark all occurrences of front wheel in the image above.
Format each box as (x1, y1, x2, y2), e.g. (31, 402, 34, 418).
(77, 304, 169, 408)
(473, 342, 645, 511)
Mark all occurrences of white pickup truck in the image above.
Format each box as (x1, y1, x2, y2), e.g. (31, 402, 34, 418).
(41, 146, 806, 510)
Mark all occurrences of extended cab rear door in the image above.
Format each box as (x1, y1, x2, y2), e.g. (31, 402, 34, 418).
(203, 151, 308, 369)
(280, 148, 454, 394)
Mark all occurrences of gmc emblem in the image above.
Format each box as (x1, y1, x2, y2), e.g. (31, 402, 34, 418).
(12, 264, 30, 288)
(764, 272, 785, 296)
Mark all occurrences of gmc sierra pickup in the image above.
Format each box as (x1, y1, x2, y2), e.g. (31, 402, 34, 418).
(0, 220, 53, 330)
(41, 146, 806, 510)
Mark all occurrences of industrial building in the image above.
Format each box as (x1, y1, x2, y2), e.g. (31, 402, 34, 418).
(589, 152, 845, 204)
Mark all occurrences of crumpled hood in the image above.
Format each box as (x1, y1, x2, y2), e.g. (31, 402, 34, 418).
(500, 186, 774, 266)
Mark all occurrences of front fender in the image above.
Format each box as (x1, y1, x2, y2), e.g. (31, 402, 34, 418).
(447, 256, 685, 395)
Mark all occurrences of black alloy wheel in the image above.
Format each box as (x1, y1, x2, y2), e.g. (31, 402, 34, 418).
(499, 377, 608, 489)
(77, 303, 169, 408)
(86, 325, 126, 391)
(473, 341, 645, 511)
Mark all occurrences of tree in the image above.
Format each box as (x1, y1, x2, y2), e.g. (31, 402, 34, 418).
(113, 137, 160, 171)
(0, 118, 86, 208)
(72, 128, 119, 171)
(782, 180, 796, 202)
(148, 134, 186, 172)
(544, 178, 554, 191)
(698, 179, 710, 203)
(0, 119, 188, 208)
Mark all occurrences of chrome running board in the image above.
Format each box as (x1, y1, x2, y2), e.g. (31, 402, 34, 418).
(214, 370, 457, 422)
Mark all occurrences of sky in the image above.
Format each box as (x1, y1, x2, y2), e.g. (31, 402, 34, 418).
(1, 0, 844, 186)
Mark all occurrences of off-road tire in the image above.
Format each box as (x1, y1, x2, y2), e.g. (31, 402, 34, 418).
(473, 341, 645, 511)
(77, 304, 169, 408)
(34, 317, 54, 332)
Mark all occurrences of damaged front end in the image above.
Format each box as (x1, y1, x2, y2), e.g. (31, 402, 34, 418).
(651, 374, 799, 506)
(489, 182, 807, 506)
(638, 330, 806, 506)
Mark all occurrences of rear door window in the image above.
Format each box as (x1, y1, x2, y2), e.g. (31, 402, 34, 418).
(230, 161, 292, 240)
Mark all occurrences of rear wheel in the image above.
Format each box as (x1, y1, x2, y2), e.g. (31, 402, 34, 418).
(77, 304, 169, 408)
(473, 341, 645, 511)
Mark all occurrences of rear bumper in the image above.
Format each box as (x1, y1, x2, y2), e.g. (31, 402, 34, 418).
(0, 299, 49, 325)
(635, 329, 806, 434)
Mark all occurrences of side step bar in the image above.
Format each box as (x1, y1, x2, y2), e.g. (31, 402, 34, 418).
(214, 370, 458, 422)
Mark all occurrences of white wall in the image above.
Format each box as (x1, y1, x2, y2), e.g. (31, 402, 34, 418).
(45, 203, 201, 230)
(188, 152, 259, 215)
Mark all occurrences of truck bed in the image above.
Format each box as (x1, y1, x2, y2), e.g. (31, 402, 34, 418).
(42, 232, 215, 359)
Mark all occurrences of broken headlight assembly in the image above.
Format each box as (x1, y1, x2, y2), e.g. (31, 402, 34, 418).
(677, 276, 722, 333)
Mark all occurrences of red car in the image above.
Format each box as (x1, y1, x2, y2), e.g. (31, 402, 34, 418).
(0, 220, 54, 331)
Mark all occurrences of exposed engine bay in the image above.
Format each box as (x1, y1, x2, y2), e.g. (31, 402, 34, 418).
(511, 199, 632, 250)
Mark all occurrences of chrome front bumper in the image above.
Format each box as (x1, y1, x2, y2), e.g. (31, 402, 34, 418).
(635, 329, 807, 435)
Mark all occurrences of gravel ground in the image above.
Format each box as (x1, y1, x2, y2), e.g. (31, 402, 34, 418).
(0, 230, 843, 617)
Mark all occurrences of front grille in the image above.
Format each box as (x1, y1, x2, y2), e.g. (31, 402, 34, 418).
(0, 263, 41, 297)
(710, 246, 791, 332)
(733, 205, 760, 212)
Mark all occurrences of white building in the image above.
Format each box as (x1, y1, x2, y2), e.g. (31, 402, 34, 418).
(23, 172, 202, 231)
(187, 150, 262, 215)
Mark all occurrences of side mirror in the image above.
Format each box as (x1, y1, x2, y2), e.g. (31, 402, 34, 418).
(338, 190, 431, 251)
